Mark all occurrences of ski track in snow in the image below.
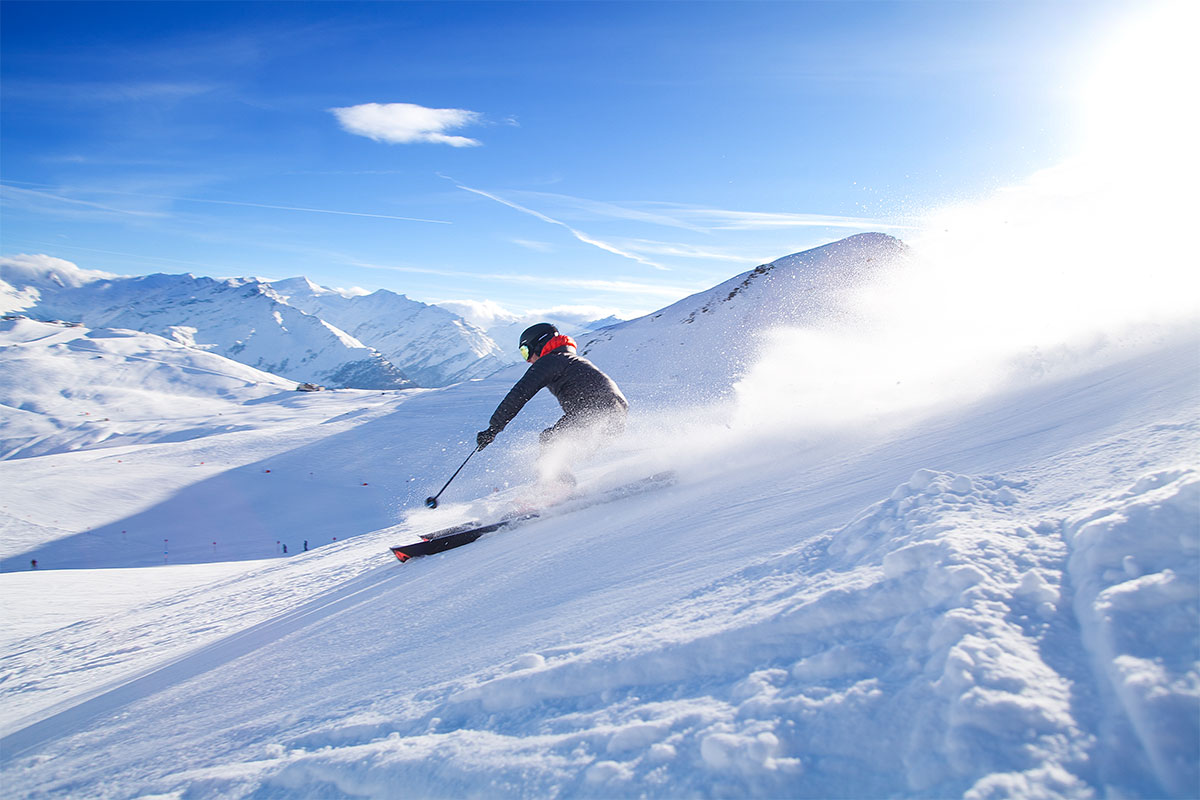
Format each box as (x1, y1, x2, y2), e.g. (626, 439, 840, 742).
(0, 240, 1197, 798)
(0, 329, 1196, 798)
(138, 468, 1191, 800)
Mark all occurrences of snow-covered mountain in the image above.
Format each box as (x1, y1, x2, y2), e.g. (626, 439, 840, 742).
(583, 232, 908, 403)
(0, 316, 296, 459)
(0, 262, 411, 390)
(436, 298, 626, 362)
(1, 228, 1195, 798)
(269, 277, 508, 387)
(0, 255, 625, 391)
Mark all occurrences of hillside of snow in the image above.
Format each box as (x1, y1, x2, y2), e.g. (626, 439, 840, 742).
(581, 232, 908, 405)
(1, 218, 1197, 798)
(1, 322, 1195, 798)
(269, 278, 510, 386)
(0, 317, 296, 461)
(0, 261, 411, 390)
(0, 255, 624, 392)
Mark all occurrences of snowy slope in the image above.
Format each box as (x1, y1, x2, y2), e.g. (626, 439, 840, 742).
(0, 219, 1197, 799)
(2, 256, 624, 393)
(0, 322, 1195, 799)
(270, 277, 508, 386)
(0, 261, 410, 390)
(0, 317, 295, 460)
(581, 232, 908, 404)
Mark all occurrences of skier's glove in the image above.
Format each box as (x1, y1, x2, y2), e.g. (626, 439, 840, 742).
(476, 427, 498, 450)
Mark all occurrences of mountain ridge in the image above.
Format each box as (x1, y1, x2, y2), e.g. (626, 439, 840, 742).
(0, 233, 905, 396)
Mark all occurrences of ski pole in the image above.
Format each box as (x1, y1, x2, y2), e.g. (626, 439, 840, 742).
(424, 445, 479, 509)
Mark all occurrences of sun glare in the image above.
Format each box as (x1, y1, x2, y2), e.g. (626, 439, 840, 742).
(1082, 1, 1200, 162)
(732, 1, 1200, 436)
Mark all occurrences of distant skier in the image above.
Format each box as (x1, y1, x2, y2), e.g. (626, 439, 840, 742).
(476, 323, 627, 486)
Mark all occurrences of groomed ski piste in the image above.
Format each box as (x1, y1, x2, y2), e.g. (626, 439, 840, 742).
(2, 168, 1199, 798)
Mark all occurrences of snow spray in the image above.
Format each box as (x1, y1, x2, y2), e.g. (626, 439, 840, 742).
(732, 1, 1200, 435)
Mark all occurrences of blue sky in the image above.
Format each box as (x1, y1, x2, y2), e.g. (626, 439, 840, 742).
(0, 0, 1146, 319)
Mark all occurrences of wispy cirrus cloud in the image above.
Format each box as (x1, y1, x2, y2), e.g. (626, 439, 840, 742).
(508, 190, 913, 232)
(0, 78, 219, 105)
(449, 184, 912, 271)
(0, 183, 167, 219)
(355, 260, 694, 300)
(511, 239, 555, 253)
(604, 238, 757, 263)
(447, 180, 670, 271)
(0, 180, 450, 224)
(331, 102, 484, 147)
(674, 207, 914, 231)
(503, 192, 709, 232)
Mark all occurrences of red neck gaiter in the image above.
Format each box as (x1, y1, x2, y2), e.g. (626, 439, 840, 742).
(540, 334, 576, 358)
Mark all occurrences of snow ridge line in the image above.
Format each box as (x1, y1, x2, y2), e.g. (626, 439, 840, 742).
(0, 562, 402, 761)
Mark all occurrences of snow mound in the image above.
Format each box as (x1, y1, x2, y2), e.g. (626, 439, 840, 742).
(1066, 469, 1200, 797)
(157, 466, 1196, 798)
(0, 318, 294, 459)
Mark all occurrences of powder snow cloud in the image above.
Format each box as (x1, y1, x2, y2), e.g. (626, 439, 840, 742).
(330, 102, 483, 147)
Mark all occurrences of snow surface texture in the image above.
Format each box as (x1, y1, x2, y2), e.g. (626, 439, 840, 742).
(0, 318, 294, 460)
(1, 228, 1197, 798)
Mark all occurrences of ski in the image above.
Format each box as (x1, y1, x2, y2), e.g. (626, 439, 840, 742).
(390, 471, 676, 563)
(389, 512, 537, 562)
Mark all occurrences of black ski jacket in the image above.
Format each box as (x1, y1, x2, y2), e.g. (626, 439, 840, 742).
(488, 345, 627, 433)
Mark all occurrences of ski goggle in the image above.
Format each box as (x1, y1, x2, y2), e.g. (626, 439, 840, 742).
(520, 344, 532, 361)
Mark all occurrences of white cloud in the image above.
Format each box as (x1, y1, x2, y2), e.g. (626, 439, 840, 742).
(511, 238, 555, 253)
(613, 238, 755, 263)
(0, 183, 166, 219)
(330, 285, 372, 297)
(507, 191, 913, 233)
(0, 253, 118, 289)
(450, 181, 669, 270)
(355, 260, 695, 300)
(331, 102, 483, 147)
(437, 298, 519, 328)
(0, 180, 450, 224)
(681, 208, 914, 231)
(529, 305, 625, 324)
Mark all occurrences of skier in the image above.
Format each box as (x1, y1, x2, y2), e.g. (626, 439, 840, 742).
(476, 323, 627, 487)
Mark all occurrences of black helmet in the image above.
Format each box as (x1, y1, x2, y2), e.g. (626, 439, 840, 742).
(519, 322, 558, 361)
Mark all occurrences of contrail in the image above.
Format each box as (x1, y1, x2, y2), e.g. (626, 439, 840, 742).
(161, 195, 452, 224)
(0, 184, 164, 217)
(0, 180, 451, 224)
(447, 179, 669, 271)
